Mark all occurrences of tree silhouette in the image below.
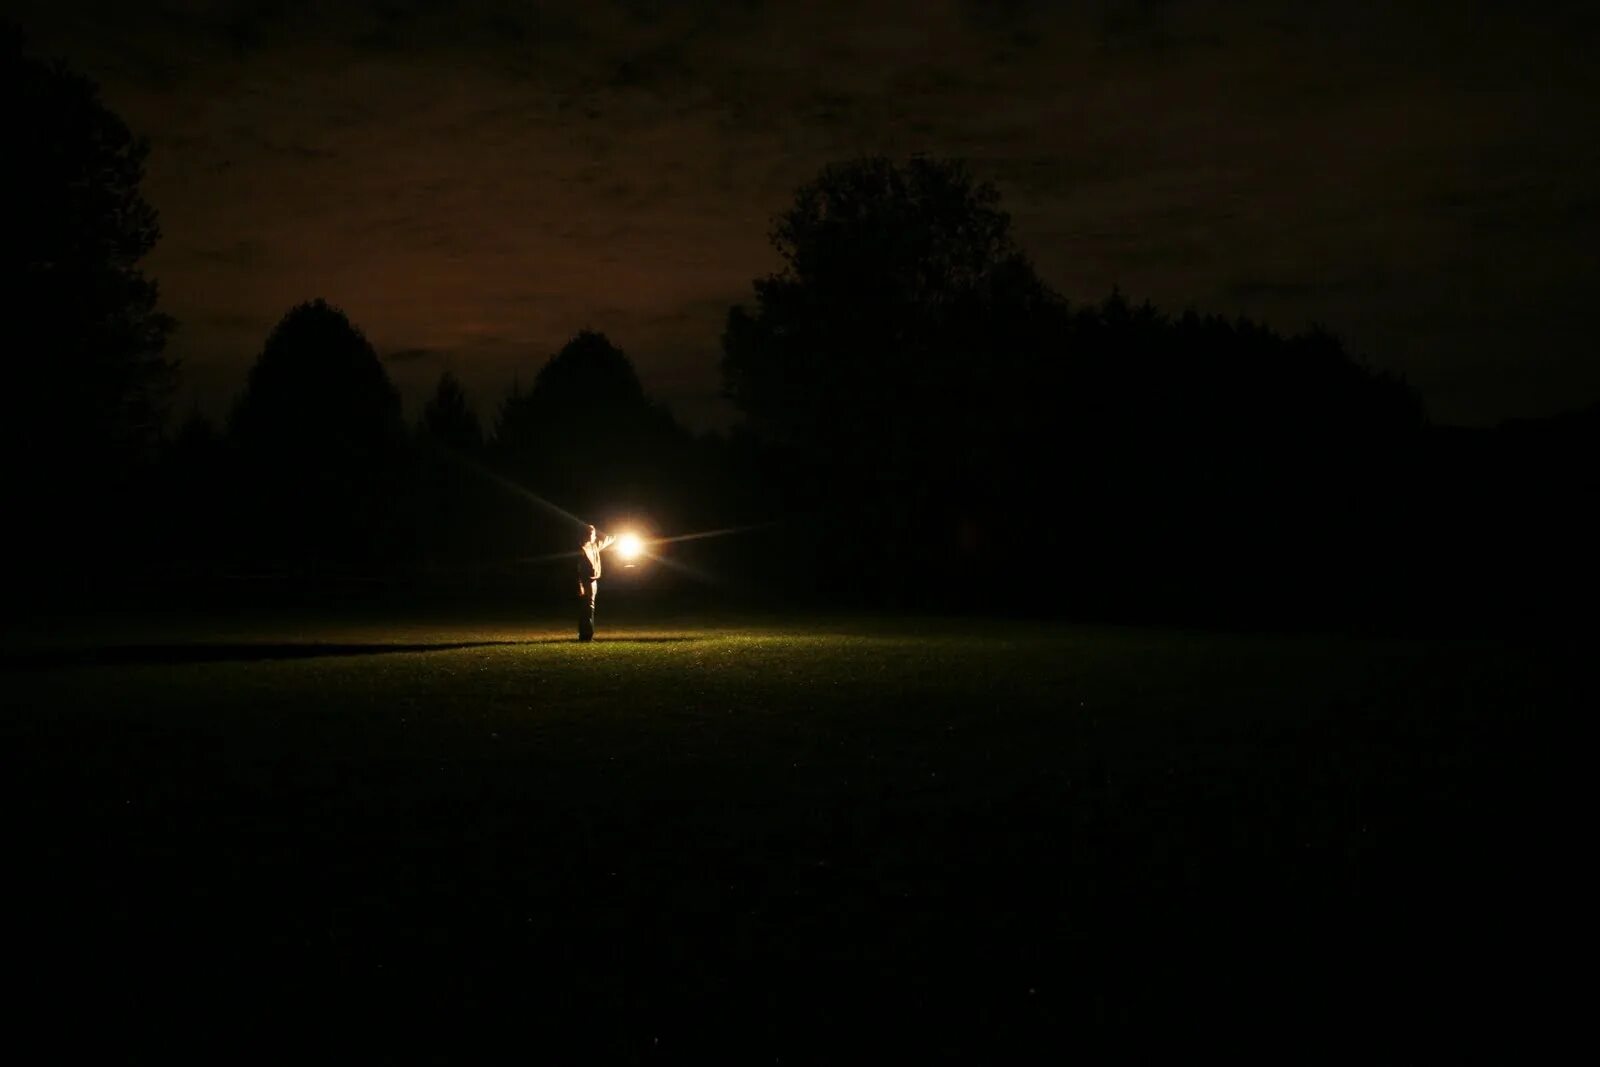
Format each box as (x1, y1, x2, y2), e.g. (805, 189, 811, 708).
(722, 156, 1052, 461)
(4, 24, 176, 569)
(228, 299, 408, 565)
(156, 409, 227, 568)
(493, 330, 688, 524)
(411, 370, 519, 564)
(719, 156, 1434, 613)
(719, 156, 1059, 597)
(231, 299, 403, 462)
(419, 370, 482, 453)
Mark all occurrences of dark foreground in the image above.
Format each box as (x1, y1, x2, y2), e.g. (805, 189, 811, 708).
(5, 613, 1582, 1059)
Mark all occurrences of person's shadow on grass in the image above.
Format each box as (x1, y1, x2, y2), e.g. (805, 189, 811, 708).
(4, 636, 704, 669)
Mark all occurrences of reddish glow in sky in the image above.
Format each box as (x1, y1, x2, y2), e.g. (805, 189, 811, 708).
(16, 1, 1600, 428)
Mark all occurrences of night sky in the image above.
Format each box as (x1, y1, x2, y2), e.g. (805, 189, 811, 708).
(15, 1, 1600, 430)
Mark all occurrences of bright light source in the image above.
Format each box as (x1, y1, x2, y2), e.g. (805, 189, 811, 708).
(615, 532, 644, 561)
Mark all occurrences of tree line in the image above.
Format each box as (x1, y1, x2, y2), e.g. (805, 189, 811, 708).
(8, 28, 1595, 628)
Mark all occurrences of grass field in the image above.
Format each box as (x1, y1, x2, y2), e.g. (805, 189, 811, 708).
(5, 610, 1581, 1058)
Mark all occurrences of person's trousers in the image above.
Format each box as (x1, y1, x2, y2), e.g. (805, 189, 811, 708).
(578, 578, 599, 641)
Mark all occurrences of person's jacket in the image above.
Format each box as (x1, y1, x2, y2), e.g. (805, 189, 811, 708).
(579, 533, 616, 580)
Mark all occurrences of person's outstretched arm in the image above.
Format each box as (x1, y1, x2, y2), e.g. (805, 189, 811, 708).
(597, 532, 617, 550)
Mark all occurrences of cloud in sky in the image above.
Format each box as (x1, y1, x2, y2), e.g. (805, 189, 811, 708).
(14, 0, 1600, 426)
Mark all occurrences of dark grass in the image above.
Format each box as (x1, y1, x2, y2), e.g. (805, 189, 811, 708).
(4, 612, 1583, 1059)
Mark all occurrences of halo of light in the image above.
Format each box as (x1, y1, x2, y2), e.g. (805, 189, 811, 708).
(615, 532, 644, 561)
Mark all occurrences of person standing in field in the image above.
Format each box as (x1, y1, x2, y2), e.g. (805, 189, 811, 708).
(577, 524, 616, 642)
